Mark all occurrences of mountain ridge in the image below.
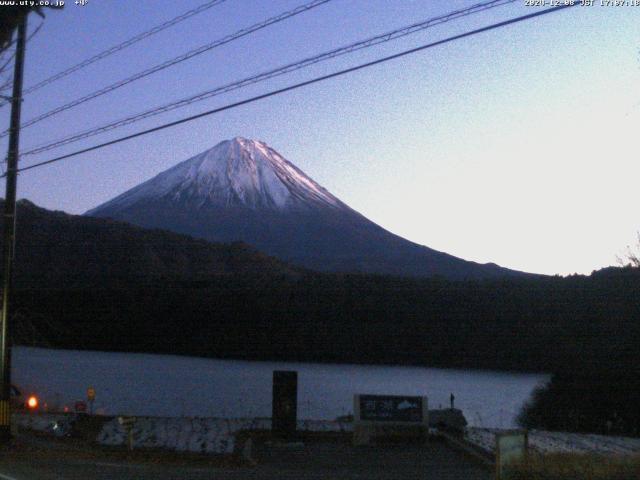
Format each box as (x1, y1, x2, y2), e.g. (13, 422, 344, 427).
(87, 137, 350, 214)
(87, 137, 533, 280)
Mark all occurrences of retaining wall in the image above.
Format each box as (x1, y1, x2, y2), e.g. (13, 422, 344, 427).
(13, 413, 352, 455)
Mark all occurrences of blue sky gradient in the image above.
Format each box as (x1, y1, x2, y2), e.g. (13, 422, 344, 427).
(1, 0, 639, 275)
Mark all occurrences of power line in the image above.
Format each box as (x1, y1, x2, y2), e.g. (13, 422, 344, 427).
(21, 0, 517, 157)
(0, 0, 228, 103)
(0, 0, 332, 137)
(0, 21, 44, 82)
(10, 4, 578, 177)
(0, 48, 16, 79)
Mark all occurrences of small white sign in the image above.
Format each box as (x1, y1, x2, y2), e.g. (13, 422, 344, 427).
(496, 430, 528, 479)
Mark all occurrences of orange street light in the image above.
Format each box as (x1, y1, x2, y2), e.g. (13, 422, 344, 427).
(26, 395, 38, 410)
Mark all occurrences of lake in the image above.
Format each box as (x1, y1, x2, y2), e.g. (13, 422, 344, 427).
(12, 346, 548, 428)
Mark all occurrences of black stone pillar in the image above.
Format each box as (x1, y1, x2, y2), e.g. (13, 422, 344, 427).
(272, 370, 297, 438)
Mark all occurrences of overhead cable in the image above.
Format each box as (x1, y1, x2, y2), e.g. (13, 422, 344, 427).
(22, 0, 516, 156)
(0, 0, 228, 102)
(11, 4, 578, 176)
(0, 0, 332, 137)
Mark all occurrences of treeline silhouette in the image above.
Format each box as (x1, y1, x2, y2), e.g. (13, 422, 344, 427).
(518, 367, 640, 437)
(12, 267, 640, 435)
(14, 268, 638, 371)
(4, 200, 639, 435)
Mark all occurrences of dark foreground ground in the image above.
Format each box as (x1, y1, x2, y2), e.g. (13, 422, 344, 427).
(0, 430, 491, 480)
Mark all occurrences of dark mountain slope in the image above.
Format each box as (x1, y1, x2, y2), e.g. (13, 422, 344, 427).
(86, 137, 532, 280)
(1, 199, 297, 287)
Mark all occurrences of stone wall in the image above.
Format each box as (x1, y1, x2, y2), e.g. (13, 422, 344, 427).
(13, 413, 352, 455)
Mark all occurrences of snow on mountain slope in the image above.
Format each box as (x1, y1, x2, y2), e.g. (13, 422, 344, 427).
(86, 137, 531, 279)
(87, 137, 347, 214)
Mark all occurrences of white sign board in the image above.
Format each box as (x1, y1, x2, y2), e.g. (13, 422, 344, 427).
(353, 394, 428, 445)
(496, 430, 528, 479)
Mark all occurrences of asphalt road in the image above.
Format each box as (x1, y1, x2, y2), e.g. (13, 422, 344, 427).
(0, 432, 491, 479)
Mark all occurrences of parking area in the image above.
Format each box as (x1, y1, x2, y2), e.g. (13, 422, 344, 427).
(251, 436, 492, 480)
(0, 430, 492, 480)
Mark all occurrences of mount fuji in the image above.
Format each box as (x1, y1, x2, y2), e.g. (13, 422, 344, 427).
(86, 137, 527, 279)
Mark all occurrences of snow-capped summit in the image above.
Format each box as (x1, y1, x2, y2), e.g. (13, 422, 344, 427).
(87, 138, 529, 279)
(89, 137, 346, 214)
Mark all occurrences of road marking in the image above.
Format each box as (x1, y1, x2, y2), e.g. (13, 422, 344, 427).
(0, 472, 20, 480)
(83, 462, 241, 474)
(89, 462, 145, 469)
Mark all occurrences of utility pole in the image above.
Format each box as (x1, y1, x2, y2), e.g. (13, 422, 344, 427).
(0, 14, 27, 444)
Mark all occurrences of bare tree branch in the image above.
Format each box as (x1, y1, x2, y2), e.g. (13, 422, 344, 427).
(617, 232, 640, 268)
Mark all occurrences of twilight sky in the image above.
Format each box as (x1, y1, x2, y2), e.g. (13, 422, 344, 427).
(1, 0, 638, 276)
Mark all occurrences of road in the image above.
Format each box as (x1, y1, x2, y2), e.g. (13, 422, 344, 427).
(0, 431, 491, 479)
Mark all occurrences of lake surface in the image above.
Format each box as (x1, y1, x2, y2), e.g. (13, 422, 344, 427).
(12, 347, 548, 428)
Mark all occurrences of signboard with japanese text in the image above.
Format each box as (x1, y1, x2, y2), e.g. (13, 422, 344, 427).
(353, 394, 428, 445)
(358, 395, 424, 423)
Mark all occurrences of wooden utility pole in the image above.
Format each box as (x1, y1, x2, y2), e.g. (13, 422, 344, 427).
(0, 14, 27, 443)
